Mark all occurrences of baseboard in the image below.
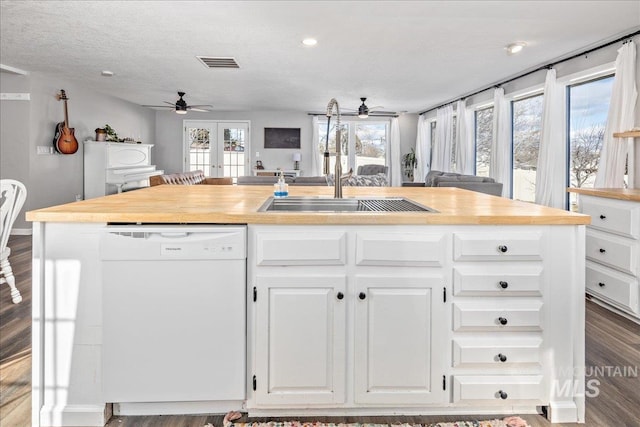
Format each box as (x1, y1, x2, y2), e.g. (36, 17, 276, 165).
(586, 293, 640, 325)
(246, 406, 540, 417)
(548, 400, 580, 423)
(115, 400, 245, 416)
(39, 404, 106, 427)
(11, 228, 32, 236)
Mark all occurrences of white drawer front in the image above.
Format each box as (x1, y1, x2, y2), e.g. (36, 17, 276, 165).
(453, 232, 543, 261)
(355, 232, 446, 266)
(453, 300, 543, 331)
(453, 264, 543, 296)
(256, 232, 346, 265)
(453, 375, 543, 403)
(586, 229, 638, 276)
(452, 336, 542, 367)
(582, 196, 639, 239)
(586, 261, 639, 314)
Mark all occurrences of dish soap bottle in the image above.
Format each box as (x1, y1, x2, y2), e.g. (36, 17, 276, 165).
(274, 171, 289, 198)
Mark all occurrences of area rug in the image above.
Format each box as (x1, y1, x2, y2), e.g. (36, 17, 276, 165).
(203, 412, 531, 427)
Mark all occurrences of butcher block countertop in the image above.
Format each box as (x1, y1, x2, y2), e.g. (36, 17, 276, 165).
(567, 187, 640, 202)
(26, 185, 590, 225)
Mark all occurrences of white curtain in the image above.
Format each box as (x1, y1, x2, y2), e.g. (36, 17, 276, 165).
(490, 87, 512, 197)
(594, 41, 637, 188)
(387, 117, 403, 186)
(535, 69, 565, 208)
(432, 105, 454, 172)
(310, 116, 322, 176)
(455, 99, 475, 175)
(415, 115, 431, 183)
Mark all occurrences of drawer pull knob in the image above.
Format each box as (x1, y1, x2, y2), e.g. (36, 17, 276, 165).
(336, 292, 344, 300)
(499, 281, 509, 289)
(599, 214, 606, 219)
(598, 282, 606, 287)
(498, 245, 508, 253)
(498, 317, 508, 325)
(497, 353, 507, 362)
(599, 248, 606, 254)
(359, 292, 366, 300)
(498, 390, 508, 400)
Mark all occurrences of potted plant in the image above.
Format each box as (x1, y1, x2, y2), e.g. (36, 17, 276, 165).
(402, 148, 417, 181)
(104, 124, 119, 142)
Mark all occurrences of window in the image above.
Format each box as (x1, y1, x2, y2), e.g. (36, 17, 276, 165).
(474, 107, 493, 176)
(318, 120, 388, 174)
(567, 75, 614, 210)
(512, 94, 544, 202)
(184, 120, 249, 181)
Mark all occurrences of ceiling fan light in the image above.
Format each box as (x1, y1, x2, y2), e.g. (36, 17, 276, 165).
(175, 109, 187, 115)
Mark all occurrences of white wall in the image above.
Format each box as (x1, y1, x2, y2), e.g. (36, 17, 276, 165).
(0, 72, 156, 230)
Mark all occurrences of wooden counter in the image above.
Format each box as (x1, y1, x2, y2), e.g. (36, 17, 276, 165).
(27, 185, 589, 225)
(568, 187, 640, 202)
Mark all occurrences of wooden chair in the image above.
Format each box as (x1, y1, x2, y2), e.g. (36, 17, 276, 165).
(1, 179, 27, 304)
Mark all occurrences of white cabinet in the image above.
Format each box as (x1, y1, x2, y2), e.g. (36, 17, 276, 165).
(354, 275, 447, 404)
(579, 195, 640, 321)
(249, 226, 448, 409)
(253, 275, 346, 405)
(248, 224, 585, 423)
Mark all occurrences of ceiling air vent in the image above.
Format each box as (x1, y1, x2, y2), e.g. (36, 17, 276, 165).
(196, 56, 239, 69)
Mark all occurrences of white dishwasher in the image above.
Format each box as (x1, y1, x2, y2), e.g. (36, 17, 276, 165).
(101, 225, 246, 403)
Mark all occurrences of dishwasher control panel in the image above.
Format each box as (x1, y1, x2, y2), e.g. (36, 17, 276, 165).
(100, 225, 247, 260)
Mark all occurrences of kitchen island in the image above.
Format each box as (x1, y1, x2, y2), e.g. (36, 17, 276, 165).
(26, 186, 590, 427)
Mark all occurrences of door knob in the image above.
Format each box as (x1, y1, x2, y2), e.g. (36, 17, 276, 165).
(498, 390, 508, 399)
(497, 353, 507, 362)
(336, 292, 344, 300)
(358, 292, 366, 300)
(498, 245, 508, 253)
(498, 317, 508, 325)
(499, 281, 509, 289)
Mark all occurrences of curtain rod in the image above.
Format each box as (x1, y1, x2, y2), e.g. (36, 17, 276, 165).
(418, 28, 640, 115)
(307, 112, 399, 118)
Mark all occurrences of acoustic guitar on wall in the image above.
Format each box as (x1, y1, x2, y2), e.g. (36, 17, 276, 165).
(53, 89, 79, 154)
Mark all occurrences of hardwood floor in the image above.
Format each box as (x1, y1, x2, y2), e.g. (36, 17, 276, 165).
(1, 234, 639, 427)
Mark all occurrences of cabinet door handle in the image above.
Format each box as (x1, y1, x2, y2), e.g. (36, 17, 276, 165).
(497, 353, 507, 362)
(499, 281, 509, 289)
(498, 390, 508, 400)
(336, 292, 344, 300)
(599, 248, 606, 253)
(358, 292, 367, 300)
(498, 317, 508, 325)
(498, 245, 508, 253)
(598, 282, 606, 287)
(599, 214, 606, 219)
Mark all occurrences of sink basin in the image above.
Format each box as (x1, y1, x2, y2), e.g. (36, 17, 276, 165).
(259, 197, 437, 212)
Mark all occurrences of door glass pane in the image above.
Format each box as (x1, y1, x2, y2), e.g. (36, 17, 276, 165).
(188, 127, 211, 176)
(512, 94, 543, 202)
(222, 126, 246, 180)
(568, 75, 614, 210)
(355, 123, 386, 173)
(475, 107, 492, 177)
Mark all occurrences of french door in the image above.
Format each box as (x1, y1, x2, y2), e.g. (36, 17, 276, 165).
(184, 120, 250, 179)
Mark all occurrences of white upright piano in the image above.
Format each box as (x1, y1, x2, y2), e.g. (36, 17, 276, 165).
(83, 141, 163, 199)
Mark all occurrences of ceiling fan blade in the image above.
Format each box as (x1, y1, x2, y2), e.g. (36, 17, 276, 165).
(188, 104, 213, 108)
(163, 101, 176, 106)
(141, 104, 173, 108)
(188, 108, 211, 112)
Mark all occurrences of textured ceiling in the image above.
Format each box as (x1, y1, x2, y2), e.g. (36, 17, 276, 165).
(1, 1, 639, 114)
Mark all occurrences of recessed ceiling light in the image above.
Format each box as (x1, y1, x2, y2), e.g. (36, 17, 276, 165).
(302, 38, 318, 46)
(505, 42, 527, 55)
(101, 70, 114, 77)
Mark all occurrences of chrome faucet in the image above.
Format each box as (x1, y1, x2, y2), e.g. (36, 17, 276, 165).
(325, 98, 352, 198)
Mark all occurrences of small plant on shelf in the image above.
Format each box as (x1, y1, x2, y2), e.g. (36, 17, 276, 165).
(104, 124, 119, 142)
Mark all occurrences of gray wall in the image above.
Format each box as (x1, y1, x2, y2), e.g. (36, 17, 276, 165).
(0, 71, 156, 230)
(154, 110, 418, 177)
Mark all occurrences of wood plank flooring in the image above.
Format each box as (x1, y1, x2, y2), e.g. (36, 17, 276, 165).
(1, 234, 639, 427)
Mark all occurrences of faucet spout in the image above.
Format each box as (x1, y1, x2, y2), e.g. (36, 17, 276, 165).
(325, 98, 345, 198)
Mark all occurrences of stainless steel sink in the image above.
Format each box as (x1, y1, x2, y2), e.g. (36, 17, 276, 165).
(259, 197, 437, 212)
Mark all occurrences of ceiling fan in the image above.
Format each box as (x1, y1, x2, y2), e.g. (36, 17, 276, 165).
(142, 91, 212, 114)
(344, 98, 395, 118)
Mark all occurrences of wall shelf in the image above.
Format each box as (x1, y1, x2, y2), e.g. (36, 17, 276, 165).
(613, 130, 640, 138)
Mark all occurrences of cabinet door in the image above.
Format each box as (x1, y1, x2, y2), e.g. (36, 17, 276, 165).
(254, 275, 346, 405)
(354, 275, 447, 404)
